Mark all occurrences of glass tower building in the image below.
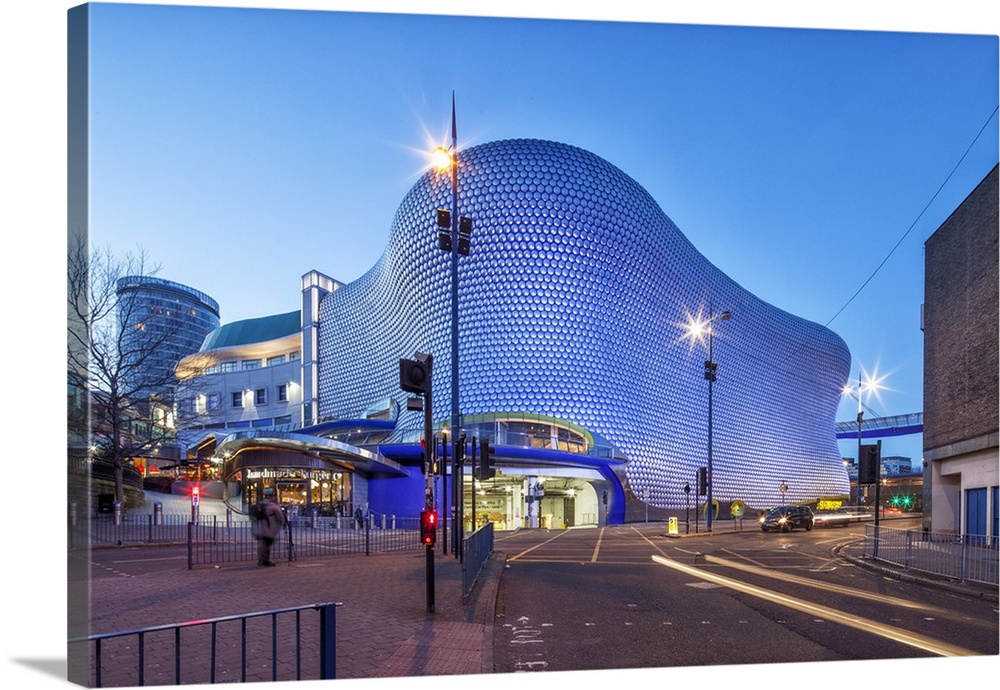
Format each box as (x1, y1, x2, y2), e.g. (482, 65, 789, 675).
(116, 275, 221, 397)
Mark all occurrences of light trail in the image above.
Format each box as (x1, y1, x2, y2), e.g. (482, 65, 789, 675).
(651, 554, 979, 657)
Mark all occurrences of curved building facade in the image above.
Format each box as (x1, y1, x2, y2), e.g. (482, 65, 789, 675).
(116, 275, 221, 395)
(315, 139, 852, 510)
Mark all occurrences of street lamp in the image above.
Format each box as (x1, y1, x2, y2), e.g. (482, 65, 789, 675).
(843, 367, 887, 507)
(685, 306, 732, 532)
(431, 92, 473, 560)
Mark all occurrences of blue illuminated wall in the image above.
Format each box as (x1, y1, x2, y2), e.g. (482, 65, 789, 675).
(316, 139, 851, 508)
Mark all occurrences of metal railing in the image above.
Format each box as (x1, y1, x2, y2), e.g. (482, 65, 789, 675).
(461, 522, 495, 603)
(861, 524, 999, 586)
(69, 602, 340, 687)
(187, 515, 425, 568)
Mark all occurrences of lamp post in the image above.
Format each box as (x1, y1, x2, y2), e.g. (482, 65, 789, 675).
(688, 306, 732, 532)
(432, 92, 472, 561)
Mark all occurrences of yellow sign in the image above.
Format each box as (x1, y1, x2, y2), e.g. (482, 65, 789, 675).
(730, 499, 747, 518)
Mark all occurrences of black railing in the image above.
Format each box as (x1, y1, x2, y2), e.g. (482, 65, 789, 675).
(187, 516, 425, 568)
(462, 522, 495, 603)
(69, 602, 341, 687)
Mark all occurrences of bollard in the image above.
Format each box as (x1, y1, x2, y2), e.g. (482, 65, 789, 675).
(153, 502, 163, 525)
(69, 500, 78, 527)
(668, 517, 678, 535)
(113, 500, 123, 526)
(391, 515, 396, 530)
(226, 508, 232, 529)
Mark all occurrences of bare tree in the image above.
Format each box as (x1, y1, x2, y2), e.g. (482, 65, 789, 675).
(67, 238, 182, 505)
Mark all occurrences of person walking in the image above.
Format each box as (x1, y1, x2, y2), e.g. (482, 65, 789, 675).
(253, 498, 285, 567)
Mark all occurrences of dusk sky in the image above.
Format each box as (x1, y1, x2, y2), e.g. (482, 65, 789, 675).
(82, 2, 997, 467)
(3, 2, 998, 688)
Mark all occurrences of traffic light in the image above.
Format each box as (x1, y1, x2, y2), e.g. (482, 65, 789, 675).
(420, 509, 437, 546)
(399, 357, 431, 394)
(697, 467, 708, 496)
(457, 216, 472, 256)
(479, 437, 495, 480)
(704, 360, 718, 381)
(436, 208, 452, 252)
(858, 444, 880, 484)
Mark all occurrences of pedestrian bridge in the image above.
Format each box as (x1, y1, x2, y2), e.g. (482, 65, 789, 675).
(835, 412, 922, 439)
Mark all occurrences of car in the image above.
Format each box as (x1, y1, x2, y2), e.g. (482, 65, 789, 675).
(759, 505, 814, 532)
(812, 507, 864, 527)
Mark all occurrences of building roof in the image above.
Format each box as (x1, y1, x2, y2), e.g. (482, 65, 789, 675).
(199, 311, 301, 351)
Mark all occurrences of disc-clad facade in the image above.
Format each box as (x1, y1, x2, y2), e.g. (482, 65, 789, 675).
(317, 139, 851, 510)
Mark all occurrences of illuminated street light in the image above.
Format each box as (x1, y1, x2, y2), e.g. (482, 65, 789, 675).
(430, 92, 474, 560)
(684, 306, 733, 532)
(843, 367, 888, 509)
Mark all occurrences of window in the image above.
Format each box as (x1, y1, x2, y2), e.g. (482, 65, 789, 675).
(277, 384, 288, 402)
(289, 351, 301, 361)
(255, 388, 267, 405)
(267, 354, 286, 366)
(206, 393, 221, 411)
(220, 361, 238, 372)
(242, 359, 261, 370)
(231, 392, 244, 408)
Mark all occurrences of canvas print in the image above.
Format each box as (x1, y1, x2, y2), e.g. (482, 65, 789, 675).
(65, 2, 998, 688)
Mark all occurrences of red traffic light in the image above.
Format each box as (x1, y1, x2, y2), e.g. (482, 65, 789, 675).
(420, 509, 437, 546)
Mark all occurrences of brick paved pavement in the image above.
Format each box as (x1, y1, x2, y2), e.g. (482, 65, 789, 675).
(79, 548, 502, 686)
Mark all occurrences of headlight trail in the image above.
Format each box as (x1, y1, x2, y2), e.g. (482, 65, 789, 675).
(651, 554, 978, 657)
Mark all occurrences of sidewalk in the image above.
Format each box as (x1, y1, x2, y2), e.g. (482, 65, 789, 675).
(83, 546, 505, 684)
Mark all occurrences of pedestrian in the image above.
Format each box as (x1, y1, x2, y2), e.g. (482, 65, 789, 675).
(253, 497, 285, 567)
(354, 506, 364, 529)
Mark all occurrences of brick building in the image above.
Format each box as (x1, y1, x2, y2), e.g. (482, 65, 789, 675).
(922, 164, 998, 537)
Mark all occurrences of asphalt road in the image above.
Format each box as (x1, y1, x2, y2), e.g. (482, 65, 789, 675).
(490, 521, 999, 674)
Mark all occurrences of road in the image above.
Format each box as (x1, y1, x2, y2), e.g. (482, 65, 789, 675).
(491, 520, 999, 673)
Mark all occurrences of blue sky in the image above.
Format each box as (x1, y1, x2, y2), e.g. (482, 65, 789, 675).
(3, 2, 998, 688)
(82, 2, 998, 467)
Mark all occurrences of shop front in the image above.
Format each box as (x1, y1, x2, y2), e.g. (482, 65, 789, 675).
(242, 466, 351, 518)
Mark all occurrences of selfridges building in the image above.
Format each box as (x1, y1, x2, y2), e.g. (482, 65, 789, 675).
(315, 138, 851, 519)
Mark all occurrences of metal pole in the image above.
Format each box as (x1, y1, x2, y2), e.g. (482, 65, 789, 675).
(449, 93, 463, 562)
(707, 320, 714, 532)
(471, 437, 478, 533)
(857, 372, 863, 507)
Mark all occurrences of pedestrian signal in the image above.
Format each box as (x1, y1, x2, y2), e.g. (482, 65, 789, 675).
(420, 510, 437, 546)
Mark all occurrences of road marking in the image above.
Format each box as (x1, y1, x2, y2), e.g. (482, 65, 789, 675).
(651, 554, 978, 657)
(508, 531, 570, 562)
(591, 528, 605, 562)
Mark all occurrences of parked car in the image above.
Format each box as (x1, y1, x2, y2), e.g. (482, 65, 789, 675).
(759, 505, 814, 532)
